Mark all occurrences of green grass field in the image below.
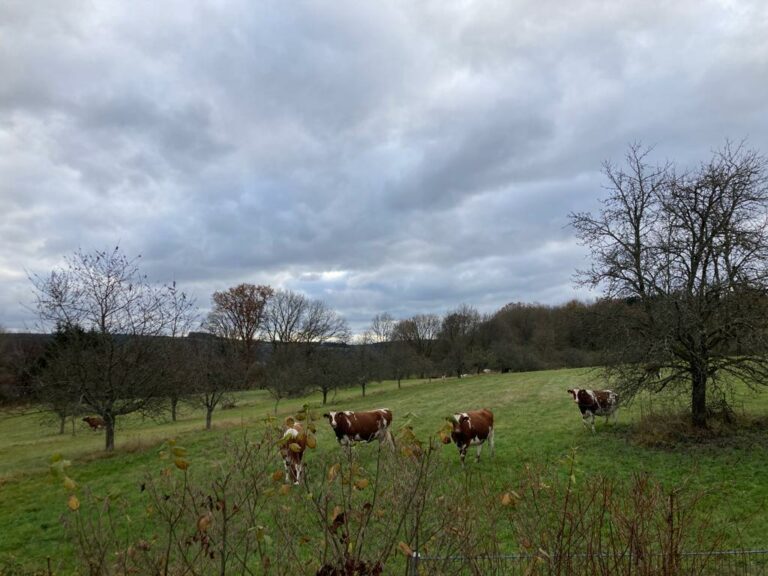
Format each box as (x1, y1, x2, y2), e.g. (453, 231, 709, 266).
(2, 368, 768, 574)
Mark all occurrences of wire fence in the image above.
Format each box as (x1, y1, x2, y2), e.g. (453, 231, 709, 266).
(406, 549, 768, 575)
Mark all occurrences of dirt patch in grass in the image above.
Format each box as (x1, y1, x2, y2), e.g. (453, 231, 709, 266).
(625, 408, 768, 450)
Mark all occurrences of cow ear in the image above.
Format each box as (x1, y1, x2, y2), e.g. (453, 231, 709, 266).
(459, 414, 469, 424)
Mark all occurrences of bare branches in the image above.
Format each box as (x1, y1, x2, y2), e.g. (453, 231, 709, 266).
(30, 246, 195, 450)
(571, 143, 768, 426)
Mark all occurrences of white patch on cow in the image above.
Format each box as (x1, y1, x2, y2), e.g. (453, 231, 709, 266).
(343, 411, 352, 416)
(328, 412, 338, 427)
(283, 428, 299, 439)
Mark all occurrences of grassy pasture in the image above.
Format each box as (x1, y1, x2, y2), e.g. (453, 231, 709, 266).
(2, 368, 768, 573)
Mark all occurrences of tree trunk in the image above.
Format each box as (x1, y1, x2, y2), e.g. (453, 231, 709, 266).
(361, 382, 366, 397)
(322, 389, 328, 405)
(59, 414, 66, 435)
(105, 414, 115, 451)
(171, 396, 178, 422)
(205, 407, 213, 430)
(691, 363, 707, 428)
(397, 376, 401, 389)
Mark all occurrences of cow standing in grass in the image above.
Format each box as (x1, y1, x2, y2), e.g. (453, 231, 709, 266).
(323, 409, 395, 450)
(448, 409, 494, 466)
(82, 416, 105, 430)
(567, 388, 619, 433)
(280, 420, 308, 484)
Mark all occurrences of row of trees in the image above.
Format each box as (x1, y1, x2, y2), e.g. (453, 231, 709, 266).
(3, 140, 767, 442)
(0, 245, 607, 451)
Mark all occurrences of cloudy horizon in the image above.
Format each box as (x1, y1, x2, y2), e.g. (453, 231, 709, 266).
(2, 0, 768, 334)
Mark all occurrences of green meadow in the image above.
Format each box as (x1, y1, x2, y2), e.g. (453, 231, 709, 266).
(2, 368, 768, 573)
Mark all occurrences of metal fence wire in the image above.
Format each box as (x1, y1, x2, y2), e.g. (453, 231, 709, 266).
(406, 549, 768, 575)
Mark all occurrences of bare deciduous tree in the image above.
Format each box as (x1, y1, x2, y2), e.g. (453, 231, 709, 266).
(369, 312, 395, 344)
(164, 282, 197, 422)
(395, 314, 440, 377)
(439, 304, 481, 378)
(264, 289, 350, 350)
(184, 334, 238, 429)
(31, 247, 192, 450)
(571, 142, 768, 427)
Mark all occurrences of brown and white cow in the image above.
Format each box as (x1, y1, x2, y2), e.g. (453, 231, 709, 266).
(279, 421, 308, 484)
(323, 409, 394, 450)
(448, 409, 494, 466)
(82, 416, 106, 430)
(567, 388, 619, 433)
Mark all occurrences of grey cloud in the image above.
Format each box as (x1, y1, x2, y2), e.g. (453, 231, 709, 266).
(2, 0, 768, 333)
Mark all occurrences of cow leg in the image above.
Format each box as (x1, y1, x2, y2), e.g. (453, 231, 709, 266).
(475, 442, 483, 463)
(294, 463, 302, 485)
(283, 460, 291, 484)
(458, 444, 467, 467)
(588, 412, 596, 433)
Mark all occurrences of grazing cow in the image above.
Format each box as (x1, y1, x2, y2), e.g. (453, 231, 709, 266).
(279, 421, 307, 484)
(567, 389, 619, 433)
(82, 416, 105, 430)
(323, 409, 394, 449)
(448, 409, 494, 466)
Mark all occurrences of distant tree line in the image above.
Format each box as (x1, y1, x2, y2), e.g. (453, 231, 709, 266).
(0, 245, 618, 453)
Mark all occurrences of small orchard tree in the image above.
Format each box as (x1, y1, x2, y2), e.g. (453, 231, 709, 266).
(263, 346, 312, 413)
(34, 323, 88, 434)
(163, 283, 197, 422)
(185, 334, 239, 430)
(571, 142, 768, 427)
(31, 247, 192, 450)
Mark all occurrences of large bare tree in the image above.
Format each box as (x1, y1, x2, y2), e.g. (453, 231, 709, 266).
(264, 289, 350, 350)
(31, 247, 192, 450)
(571, 142, 768, 427)
(395, 314, 440, 363)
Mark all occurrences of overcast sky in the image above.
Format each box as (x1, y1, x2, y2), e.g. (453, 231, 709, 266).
(2, 0, 768, 334)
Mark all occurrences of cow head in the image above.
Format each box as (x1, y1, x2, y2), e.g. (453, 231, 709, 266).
(567, 389, 579, 402)
(449, 413, 471, 434)
(323, 412, 337, 428)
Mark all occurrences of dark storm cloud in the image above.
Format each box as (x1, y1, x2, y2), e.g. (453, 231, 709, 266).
(2, 0, 768, 333)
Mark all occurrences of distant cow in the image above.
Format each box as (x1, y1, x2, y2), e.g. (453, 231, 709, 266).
(323, 409, 394, 449)
(448, 409, 494, 466)
(82, 416, 105, 430)
(567, 389, 619, 433)
(279, 421, 308, 484)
